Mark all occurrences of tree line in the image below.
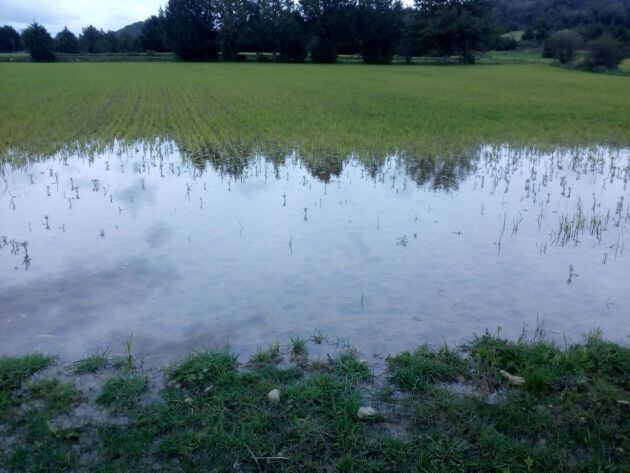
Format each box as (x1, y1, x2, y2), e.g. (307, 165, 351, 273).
(0, 0, 501, 64)
(1, 0, 628, 68)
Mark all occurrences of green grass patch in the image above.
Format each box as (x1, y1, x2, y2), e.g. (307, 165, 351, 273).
(97, 373, 149, 410)
(0, 62, 628, 162)
(388, 344, 467, 391)
(27, 378, 80, 412)
(0, 353, 55, 391)
(1, 334, 628, 471)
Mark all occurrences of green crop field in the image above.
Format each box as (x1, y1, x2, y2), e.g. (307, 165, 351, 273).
(0, 62, 628, 160)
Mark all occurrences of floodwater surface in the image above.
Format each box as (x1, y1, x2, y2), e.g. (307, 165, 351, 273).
(1, 144, 629, 362)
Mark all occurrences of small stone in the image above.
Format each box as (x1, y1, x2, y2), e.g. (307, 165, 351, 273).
(204, 385, 214, 395)
(267, 389, 281, 403)
(357, 406, 377, 420)
(499, 370, 525, 386)
(184, 397, 193, 404)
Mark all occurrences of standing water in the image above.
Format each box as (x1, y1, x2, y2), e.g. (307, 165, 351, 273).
(1, 143, 629, 362)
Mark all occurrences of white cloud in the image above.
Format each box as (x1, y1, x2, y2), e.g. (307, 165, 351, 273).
(0, 0, 165, 35)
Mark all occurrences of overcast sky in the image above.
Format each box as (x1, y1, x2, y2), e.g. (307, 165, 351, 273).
(0, 0, 165, 35)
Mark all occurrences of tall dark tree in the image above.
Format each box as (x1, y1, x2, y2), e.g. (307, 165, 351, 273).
(247, 0, 287, 53)
(300, 0, 357, 63)
(414, 0, 494, 63)
(54, 27, 79, 53)
(118, 33, 143, 52)
(216, 0, 252, 59)
(21, 22, 55, 61)
(356, 0, 402, 63)
(141, 15, 166, 51)
(277, 9, 308, 61)
(0, 25, 21, 52)
(79, 25, 103, 53)
(102, 30, 120, 52)
(163, 0, 219, 60)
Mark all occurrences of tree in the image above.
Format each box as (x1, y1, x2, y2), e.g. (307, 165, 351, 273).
(277, 10, 308, 61)
(414, 0, 494, 63)
(102, 30, 120, 53)
(300, 0, 357, 63)
(21, 22, 55, 61)
(543, 30, 581, 64)
(0, 25, 21, 52)
(216, 0, 252, 60)
(247, 0, 287, 54)
(584, 35, 625, 70)
(54, 27, 79, 53)
(163, 0, 219, 60)
(80, 25, 104, 53)
(356, 0, 402, 63)
(141, 15, 166, 51)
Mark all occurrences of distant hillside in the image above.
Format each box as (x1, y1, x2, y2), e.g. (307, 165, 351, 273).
(115, 21, 144, 38)
(495, 0, 630, 32)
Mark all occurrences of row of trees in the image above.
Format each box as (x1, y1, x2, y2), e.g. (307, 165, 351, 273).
(152, 0, 498, 63)
(4, 0, 498, 64)
(0, 24, 145, 55)
(4, 0, 628, 67)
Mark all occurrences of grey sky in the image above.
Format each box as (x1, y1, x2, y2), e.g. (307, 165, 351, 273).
(0, 0, 165, 35)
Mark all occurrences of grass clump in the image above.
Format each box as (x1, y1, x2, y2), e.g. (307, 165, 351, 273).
(387, 344, 467, 391)
(73, 349, 110, 374)
(0, 353, 55, 414)
(168, 349, 238, 390)
(331, 349, 372, 382)
(97, 373, 149, 410)
(249, 341, 282, 366)
(0, 353, 55, 391)
(290, 337, 308, 358)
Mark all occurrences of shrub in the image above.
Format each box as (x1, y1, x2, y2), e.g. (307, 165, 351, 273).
(543, 30, 581, 64)
(584, 35, 625, 70)
(494, 36, 518, 51)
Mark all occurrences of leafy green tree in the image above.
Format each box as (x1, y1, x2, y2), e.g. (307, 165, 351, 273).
(584, 35, 625, 70)
(414, 0, 494, 63)
(21, 22, 55, 61)
(163, 0, 219, 60)
(79, 25, 104, 53)
(543, 30, 582, 64)
(0, 25, 21, 52)
(54, 27, 79, 53)
(141, 15, 166, 51)
(356, 0, 402, 63)
(300, 0, 357, 63)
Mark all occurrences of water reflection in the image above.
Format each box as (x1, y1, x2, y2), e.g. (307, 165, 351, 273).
(1, 143, 629, 362)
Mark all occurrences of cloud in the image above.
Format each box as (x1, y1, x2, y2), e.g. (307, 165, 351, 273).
(0, 0, 165, 35)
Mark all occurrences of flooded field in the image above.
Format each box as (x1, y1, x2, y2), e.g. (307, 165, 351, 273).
(1, 144, 629, 362)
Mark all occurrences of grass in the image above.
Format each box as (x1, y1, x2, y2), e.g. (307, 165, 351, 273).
(0, 62, 628, 162)
(73, 349, 110, 374)
(96, 373, 149, 410)
(0, 332, 627, 471)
